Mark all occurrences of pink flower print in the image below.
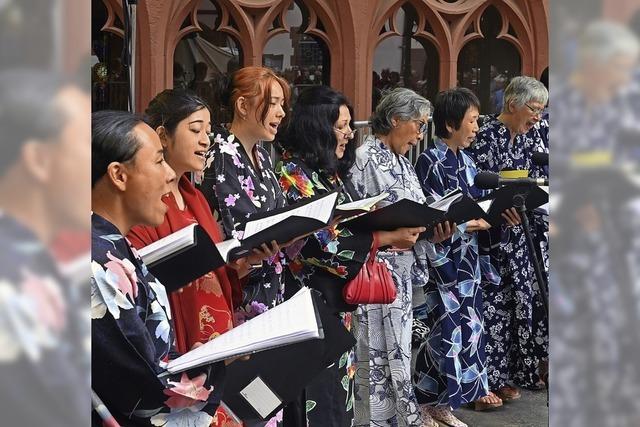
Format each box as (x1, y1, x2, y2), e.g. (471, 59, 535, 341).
(224, 194, 240, 207)
(105, 251, 138, 300)
(232, 155, 243, 168)
(20, 269, 66, 334)
(164, 372, 213, 409)
(239, 175, 255, 199)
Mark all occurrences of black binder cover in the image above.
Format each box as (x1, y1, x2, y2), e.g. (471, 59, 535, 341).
(146, 224, 225, 292)
(344, 196, 486, 237)
(236, 190, 339, 256)
(480, 185, 548, 227)
(221, 291, 356, 421)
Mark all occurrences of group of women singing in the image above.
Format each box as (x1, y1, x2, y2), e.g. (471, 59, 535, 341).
(91, 66, 549, 427)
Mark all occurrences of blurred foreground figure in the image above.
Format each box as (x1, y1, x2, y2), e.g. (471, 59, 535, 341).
(0, 70, 90, 426)
(550, 20, 640, 427)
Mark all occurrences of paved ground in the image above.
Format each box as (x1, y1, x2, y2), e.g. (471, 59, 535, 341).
(453, 388, 548, 427)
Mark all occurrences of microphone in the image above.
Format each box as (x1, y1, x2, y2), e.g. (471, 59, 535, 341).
(474, 171, 548, 189)
(532, 152, 549, 166)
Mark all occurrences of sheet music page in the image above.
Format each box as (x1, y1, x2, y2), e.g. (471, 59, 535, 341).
(215, 239, 241, 262)
(335, 192, 388, 212)
(478, 199, 493, 213)
(137, 223, 197, 265)
(166, 287, 320, 373)
(428, 189, 463, 211)
(242, 192, 338, 239)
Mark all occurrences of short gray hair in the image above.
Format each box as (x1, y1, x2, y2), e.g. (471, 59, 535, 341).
(502, 76, 548, 113)
(578, 21, 640, 66)
(371, 87, 432, 135)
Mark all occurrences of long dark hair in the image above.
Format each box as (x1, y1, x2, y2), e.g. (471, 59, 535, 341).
(144, 88, 210, 135)
(278, 85, 356, 179)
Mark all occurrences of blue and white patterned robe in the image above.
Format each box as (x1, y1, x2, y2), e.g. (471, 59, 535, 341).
(412, 139, 501, 408)
(470, 115, 549, 390)
(349, 136, 430, 427)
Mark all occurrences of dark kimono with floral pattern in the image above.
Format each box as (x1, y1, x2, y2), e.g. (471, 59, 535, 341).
(0, 212, 88, 426)
(470, 115, 549, 390)
(275, 152, 372, 427)
(91, 214, 225, 426)
(413, 139, 501, 409)
(198, 127, 287, 323)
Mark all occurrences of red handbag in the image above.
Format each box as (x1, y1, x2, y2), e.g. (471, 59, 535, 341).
(342, 233, 397, 304)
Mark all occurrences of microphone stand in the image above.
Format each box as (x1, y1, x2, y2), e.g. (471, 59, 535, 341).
(512, 188, 549, 315)
(512, 186, 549, 398)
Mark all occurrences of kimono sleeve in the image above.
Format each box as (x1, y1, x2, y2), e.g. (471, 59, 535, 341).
(92, 313, 226, 425)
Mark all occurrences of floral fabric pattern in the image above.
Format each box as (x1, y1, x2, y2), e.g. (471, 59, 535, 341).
(470, 115, 549, 390)
(412, 138, 500, 409)
(0, 213, 88, 426)
(91, 214, 225, 426)
(349, 136, 431, 427)
(198, 127, 288, 319)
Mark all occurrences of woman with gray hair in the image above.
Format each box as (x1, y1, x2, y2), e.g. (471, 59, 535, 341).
(470, 76, 550, 401)
(350, 88, 453, 427)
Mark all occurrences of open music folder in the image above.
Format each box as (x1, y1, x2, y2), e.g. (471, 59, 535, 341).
(343, 189, 486, 237)
(477, 185, 549, 227)
(220, 289, 356, 421)
(137, 190, 340, 289)
(164, 287, 323, 373)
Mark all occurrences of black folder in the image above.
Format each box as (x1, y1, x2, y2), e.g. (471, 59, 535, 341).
(479, 185, 549, 227)
(343, 195, 486, 238)
(145, 191, 340, 290)
(221, 291, 356, 421)
(146, 224, 225, 292)
(236, 189, 339, 254)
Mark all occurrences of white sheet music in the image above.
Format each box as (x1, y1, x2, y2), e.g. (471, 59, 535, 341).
(215, 239, 242, 262)
(336, 192, 388, 212)
(166, 287, 320, 373)
(137, 223, 197, 266)
(478, 200, 493, 213)
(242, 192, 338, 239)
(428, 189, 463, 211)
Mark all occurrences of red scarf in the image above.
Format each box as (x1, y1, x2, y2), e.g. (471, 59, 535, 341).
(128, 175, 242, 350)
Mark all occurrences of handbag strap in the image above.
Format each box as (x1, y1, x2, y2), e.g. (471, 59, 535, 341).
(369, 232, 379, 263)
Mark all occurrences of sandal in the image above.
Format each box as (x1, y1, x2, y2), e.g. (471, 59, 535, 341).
(494, 384, 521, 401)
(421, 405, 468, 427)
(471, 391, 503, 411)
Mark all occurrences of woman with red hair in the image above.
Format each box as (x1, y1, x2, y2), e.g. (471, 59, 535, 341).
(199, 66, 290, 324)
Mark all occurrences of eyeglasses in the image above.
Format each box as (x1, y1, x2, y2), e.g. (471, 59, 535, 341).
(414, 119, 428, 134)
(334, 126, 355, 139)
(525, 103, 544, 116)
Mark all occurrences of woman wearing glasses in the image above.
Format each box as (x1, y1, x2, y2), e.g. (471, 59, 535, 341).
(275, 85, 424, 426)
(470, 76, 549, 401)
(349, 88, 454, 427)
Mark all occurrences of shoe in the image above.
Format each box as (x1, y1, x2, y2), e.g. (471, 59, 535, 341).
(471, 391, 503, 411)
(421, 405, 468, 427)
(494, 385, 521, 401)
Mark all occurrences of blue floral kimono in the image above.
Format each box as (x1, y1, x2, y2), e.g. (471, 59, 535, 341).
(470, 115, 549, 390)
(198, 127, 288, 323)
(91, 214, 225, 426)
(412, 139, 500, 409)
(0, 212, 88, 426)
(349, 136, 431, 427)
